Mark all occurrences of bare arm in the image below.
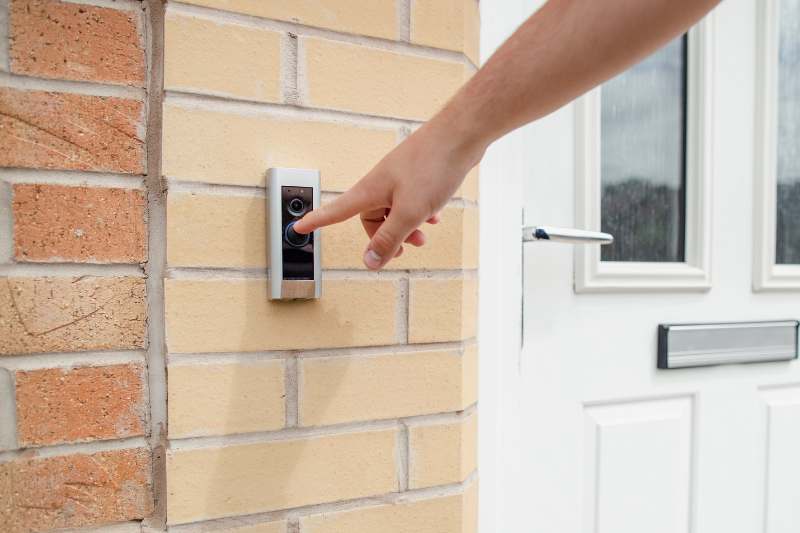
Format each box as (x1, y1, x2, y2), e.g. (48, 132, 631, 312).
(294, 0, 721, 270)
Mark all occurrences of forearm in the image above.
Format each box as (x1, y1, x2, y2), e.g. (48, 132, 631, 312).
(295, 0, 723, 270)
(438, 0, 720, 153)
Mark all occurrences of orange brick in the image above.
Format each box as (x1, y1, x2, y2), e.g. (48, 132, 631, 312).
(9, 0, 145, 86)
(15, 364, 146, 447)
(0, 448, 152, 532)
(13, 184, 147, 264)
(0, 276, 147, 355)
(0, 88, 145, 174)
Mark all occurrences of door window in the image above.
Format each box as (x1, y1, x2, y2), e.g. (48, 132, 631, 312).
(754, 0, 800, 289)
(776, 0, 800, 265)
(601, 36, 688, 263)
(575, 24, 713, 292)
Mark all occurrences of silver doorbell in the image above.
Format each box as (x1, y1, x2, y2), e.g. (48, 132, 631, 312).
(267, 168, 321, 300)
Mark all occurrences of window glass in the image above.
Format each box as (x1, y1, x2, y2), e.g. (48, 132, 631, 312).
(777, 0, 800, 264)
(600, 35, 688, 262)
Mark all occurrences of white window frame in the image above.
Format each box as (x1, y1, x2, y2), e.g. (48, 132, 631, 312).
(574, 20, 715, 293)
(753, 0, 800, 291)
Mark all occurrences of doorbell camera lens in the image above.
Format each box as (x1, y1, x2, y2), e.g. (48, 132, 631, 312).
(284, 221, 311, 248)
(288, 197, 306, 216)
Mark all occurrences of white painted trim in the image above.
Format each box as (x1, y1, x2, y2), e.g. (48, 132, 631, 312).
(574, 19, 715, 292)
(477, 3, 541, 529)
(753, 0, 800, 291)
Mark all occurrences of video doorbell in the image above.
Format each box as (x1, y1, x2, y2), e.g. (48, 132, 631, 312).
(267, 168, 321, 300)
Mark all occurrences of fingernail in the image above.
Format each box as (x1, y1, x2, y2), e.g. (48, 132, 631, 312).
(363, 249, 382, 270)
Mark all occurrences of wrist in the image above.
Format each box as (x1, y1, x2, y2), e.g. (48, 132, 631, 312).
(426, 94, 490, 168)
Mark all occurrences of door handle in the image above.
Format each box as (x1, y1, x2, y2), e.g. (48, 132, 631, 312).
(522, 226, 614, 245)
(519, 224, 612, 349)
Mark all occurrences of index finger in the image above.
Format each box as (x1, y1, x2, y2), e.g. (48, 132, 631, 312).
(293, 184, 373, 234)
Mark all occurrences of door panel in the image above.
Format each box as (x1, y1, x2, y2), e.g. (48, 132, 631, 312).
(508, 2, 800, 533)
(762, 385, 800, 533)
(584, 396, 693, 533)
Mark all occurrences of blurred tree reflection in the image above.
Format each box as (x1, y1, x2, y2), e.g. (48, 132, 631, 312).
(777, 181, 800, 264)
(601, 178, 684, 262)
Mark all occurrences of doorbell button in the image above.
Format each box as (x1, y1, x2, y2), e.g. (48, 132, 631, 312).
(284, 221, 310, 248)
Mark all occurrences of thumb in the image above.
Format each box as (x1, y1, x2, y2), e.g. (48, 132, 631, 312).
(364, 211, 416, 270)
(293, 184, 372, 234)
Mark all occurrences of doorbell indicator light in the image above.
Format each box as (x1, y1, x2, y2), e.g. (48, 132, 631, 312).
(267, 168, 321, 300)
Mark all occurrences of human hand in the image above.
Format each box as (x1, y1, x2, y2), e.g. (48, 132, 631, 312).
(293, 117, 484, 270)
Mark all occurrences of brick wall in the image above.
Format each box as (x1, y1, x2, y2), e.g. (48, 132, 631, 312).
(1, 0, 479, 531)
(161, 0, 480, 530)
(0, 0, 157, 531)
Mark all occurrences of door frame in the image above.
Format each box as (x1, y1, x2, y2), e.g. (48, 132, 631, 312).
(477, 2, 539, 530)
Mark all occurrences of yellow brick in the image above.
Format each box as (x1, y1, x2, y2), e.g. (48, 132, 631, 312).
(168, 361, 285, 438)
(408, 278, 478, 343)
(461, 208, 479, 269)
(409, 413, 477, 489)
(165, 12, 281, 103)
(464, 0, 480, 66)
(462, 345, 478, 408)
(301, 484, 477, 533)
(167, 193, 266, 268)
(166, 429, 398, 524)
(218, 521, 287, 533)
(299, 348, 474, 426)
(458, 165, 480, 201)
(463, 480, 478, 533)
(324, 206, 479, 270)
(165, 279, 397, 353)
(303, 37, 466, 121)
(178, 0, 397, 40)
(163, 104, 396, 189)
(411, 0, 480, 65)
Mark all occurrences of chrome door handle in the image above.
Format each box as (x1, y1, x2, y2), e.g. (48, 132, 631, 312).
(522, 226, 613, 245)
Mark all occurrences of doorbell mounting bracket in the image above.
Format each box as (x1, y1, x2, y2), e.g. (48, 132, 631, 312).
(267, 168, 321, 300)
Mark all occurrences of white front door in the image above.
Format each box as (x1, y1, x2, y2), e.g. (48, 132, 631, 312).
(479, 1, 800, 532)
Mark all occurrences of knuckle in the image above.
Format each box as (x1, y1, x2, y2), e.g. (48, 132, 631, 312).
(393, 207, 423, 226)
(371, 229, 400, 254)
